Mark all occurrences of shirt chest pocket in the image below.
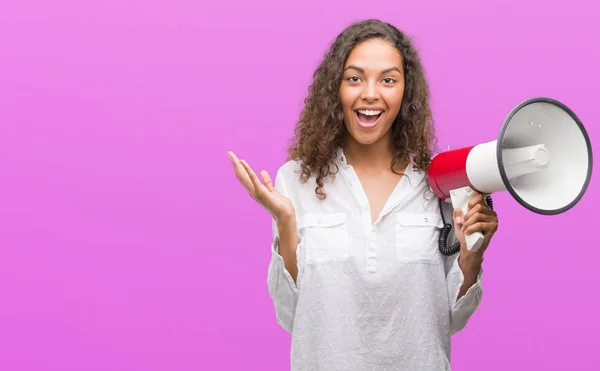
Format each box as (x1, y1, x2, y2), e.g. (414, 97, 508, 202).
(396, 213, 444, 263)
(298, 213, 349, 264)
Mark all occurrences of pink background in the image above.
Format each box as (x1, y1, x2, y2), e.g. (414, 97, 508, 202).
(1, 0, 599, 370)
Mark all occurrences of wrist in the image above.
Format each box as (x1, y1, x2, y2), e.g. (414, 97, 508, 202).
(276, 216, 297, 253)
(458, 252, 483, 275)
(276, 214, 296, 231)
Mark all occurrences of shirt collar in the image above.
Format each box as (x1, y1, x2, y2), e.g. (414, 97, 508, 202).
(335, 147, 425, 187)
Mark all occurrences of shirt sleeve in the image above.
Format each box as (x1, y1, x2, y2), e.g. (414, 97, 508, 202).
(441, 201, 484, 336)
(266, 168, 302, 333)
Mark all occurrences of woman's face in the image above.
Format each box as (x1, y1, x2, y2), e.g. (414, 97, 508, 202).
(339, 38, 405, 147)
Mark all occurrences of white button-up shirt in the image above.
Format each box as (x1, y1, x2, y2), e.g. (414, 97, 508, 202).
(267, 149, 483, 371)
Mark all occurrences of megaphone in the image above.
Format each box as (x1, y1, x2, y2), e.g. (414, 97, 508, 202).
(429, 97, 593, 254)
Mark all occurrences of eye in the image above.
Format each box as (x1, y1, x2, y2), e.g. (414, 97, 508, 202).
(347, 76, 361, 83)
(382, 77, 396, 84)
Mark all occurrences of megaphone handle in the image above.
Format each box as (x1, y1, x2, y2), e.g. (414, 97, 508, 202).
(449, 186, 485, 252)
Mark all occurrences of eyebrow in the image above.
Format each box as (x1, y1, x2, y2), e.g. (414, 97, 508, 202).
(344, 65, 402, 74)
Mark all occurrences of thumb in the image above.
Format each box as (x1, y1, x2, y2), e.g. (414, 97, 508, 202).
(453, 209, 464, 229)
(261, 170, 274, 192)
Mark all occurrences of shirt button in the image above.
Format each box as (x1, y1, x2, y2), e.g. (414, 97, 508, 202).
(317, 218, 322, 224)
(424, 217, 429, 223)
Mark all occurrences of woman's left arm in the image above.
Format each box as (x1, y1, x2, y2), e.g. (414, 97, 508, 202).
(443, 193, 499, 335)
(454, 193, 499, 299)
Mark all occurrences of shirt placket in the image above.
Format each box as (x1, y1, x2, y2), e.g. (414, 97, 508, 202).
(340, 158, 413, 274)
(339, 163, 381, 273)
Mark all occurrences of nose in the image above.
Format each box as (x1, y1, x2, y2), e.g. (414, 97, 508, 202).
(360, 81, 379, 102)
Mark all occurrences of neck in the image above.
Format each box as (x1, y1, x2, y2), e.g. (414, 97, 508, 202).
(343, 132, 407, 172)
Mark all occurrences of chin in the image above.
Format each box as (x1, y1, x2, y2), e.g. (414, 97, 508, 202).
(347, 127, 388, 146)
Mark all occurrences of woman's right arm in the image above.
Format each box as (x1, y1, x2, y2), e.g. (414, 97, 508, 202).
(267, 215, 302, 332)
(228, 151, 301, 333)
(275, 215, 299, 283)
(267, 169, 302, 333)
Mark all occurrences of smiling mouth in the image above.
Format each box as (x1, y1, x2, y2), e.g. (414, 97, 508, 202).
(355, 109, 384, 128)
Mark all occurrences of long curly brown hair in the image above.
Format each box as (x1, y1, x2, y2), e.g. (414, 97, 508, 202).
(287, 19, 437, 200)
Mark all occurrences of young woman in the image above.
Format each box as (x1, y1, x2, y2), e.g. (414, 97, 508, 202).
(228, 19, 498, 370)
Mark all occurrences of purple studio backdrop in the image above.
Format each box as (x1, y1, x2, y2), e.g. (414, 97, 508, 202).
(1, 0, 599, 370)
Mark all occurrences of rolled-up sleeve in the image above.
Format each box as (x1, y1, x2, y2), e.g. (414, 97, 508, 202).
(445, 253, 483, 335)
(266, 169, 301, 333)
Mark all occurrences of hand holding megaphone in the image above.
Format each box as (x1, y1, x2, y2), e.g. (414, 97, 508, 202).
(451, 191, 498, 255)
(430, 97, 593, 254)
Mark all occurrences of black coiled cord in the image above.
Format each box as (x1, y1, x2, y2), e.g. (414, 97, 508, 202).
(438, 195, 494, 256)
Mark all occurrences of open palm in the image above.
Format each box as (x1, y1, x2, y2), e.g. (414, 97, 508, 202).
(228, 151, 295, 222)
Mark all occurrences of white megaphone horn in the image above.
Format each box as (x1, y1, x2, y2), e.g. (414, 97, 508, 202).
(429, 97, 593, 253)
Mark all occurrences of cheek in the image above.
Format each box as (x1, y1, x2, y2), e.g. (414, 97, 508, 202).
(339, 90, 355, 111)
(385, 89, 404, 109)
(338, 93, 353, 124)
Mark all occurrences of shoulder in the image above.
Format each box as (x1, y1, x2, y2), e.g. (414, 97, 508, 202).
(273, 159, 304, 195)
(274, 158, 333, 200)
(275, 159, 302, 182)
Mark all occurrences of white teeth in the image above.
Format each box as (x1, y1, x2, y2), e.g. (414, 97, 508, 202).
(357, 109, 382, 116)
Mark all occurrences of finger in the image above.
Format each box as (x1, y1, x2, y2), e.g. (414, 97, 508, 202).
(452, 208, 464, 226)
(228, 151, 241, 165)
(230, 155, 255, 193)
(241, 160, 267, 198)
(261, 170, 274, 192)
(227, 151, 244, 173)
(462, 213, 498, 233)
(467, 193, 484, 209)
(464, 221, 498, 236)
(464, 203, 495, 222)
